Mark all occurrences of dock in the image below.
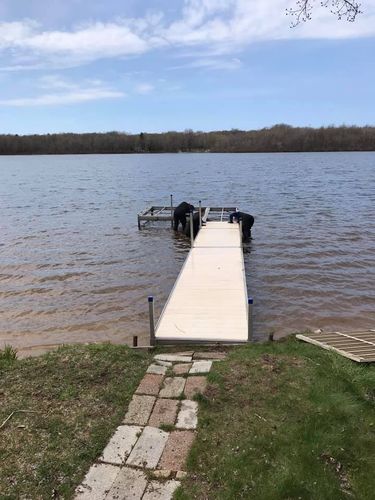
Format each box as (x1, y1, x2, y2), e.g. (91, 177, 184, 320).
(154, 220, 249, 344)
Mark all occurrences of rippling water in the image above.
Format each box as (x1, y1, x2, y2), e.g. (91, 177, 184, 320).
(1, 152, 374, 350)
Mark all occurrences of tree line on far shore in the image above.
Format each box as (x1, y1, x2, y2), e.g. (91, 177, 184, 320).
(0, 124, 374, 155)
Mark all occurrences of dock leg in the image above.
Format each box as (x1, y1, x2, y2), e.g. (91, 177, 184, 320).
(170, 194, 173, 229)
(148, 296, 156, 346)
(199, 200, 202, 228)
(138, 214, 141, 230)
(248, 297, 253, 342)
(239, 219, 243, 247)
(190, 210, 194, 247)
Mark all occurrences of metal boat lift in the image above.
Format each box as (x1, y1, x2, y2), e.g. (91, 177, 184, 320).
(137, 195, 237, 229)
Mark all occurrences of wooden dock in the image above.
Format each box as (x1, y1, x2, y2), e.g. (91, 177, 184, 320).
(155, 221, 249, 344)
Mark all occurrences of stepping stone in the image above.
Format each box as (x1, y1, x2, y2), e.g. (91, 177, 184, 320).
(158, 431, 196, 471)
(189, 361, 212, 374)
(147, 364, 167, 375)
(142, 480, 180, 500)
(176, 471, 187, 479)
(184, 376, 207, 399)
(151, 470, 172, 479)
(149, 399, 179, 427)
(74, 463, 118, 499)
(173, 363, 191, 375)
(105, 467, 147, 500)
(123, 395, 155, 426)
(99, 425, 142, 465)
(135, 374, 164, 396)
(194, 352, 226, 360)
(173, 351, 194, 357)
(155, 360, 172, 367)
(176, 400, 198, 430)
(154, 354, 192, 363)
(159, 377, 186, 399)
(126, 426, 169, 469)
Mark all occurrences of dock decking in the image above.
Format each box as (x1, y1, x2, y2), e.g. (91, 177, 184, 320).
(155, 221, 249, 344)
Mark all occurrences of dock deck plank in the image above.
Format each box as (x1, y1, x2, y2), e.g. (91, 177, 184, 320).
(155, 221, 248, 344)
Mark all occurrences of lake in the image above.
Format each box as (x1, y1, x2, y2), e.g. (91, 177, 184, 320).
(1, 152, 374, 351)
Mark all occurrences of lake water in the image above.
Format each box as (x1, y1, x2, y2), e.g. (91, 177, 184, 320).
(1, 152, 374, 351)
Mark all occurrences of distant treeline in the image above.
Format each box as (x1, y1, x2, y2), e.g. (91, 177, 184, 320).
(1, 124, 375, 155)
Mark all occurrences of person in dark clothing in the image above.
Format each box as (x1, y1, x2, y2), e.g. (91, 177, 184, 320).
(229, 211, 254, 240)
(173, 202, 195, 231)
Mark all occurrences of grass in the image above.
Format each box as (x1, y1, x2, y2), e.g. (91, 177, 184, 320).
(0, 345, 17, 365)
(175, 337, 375, 500)
(0, 343, 151, 499)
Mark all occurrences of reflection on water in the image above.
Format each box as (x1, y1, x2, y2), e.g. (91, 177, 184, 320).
(0, 152, 374, 349)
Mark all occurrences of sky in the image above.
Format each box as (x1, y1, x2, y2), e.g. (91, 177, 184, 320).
(0, 0, 374, 134)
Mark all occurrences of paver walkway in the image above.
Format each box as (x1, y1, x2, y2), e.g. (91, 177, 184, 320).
(75, 350, 226, 500)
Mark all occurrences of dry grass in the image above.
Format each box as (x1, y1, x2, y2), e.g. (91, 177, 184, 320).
(0, 343, 151, 498)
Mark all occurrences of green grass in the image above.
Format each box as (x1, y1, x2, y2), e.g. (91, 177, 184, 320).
(175, 337, 375, 500)
(0, 343, 151, 499)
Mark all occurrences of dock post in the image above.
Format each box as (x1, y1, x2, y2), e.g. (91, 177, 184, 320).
(138, 214, 141, 230)
(170, 194, 173, 229)
(148, 296, 156, 346)
(248, 297, 253, 342)
(239, 219, 243, 247)
(199, 200, 202, 228)
(190, 210, 194, 247)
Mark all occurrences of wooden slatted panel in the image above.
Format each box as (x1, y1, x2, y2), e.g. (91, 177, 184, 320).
(296, 330, 375, 363)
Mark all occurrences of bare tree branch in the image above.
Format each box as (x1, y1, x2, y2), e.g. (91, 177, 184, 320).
(287, 0, 362, 27)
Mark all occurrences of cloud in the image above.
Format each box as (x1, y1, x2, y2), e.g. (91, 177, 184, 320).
(0, 1, 374, 71)
(172, 56, 242, 70)
(0, 76, 125, 106)
(135, 83, 154, 94)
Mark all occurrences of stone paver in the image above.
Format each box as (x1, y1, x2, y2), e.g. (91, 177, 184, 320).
(176, 400, 198, 430)
(189, 360, 212, 374)
(158, 431, 195, 471)
(105, 467, 147, 500)
(148, 398, 179, 427)
(173, 363, 191, 375)
(176, 471, 187, 479)
(173, 351, 194, 357)
(123, 395, 155, 425)
(135, 374, 164, 396)
(99, 425, 142, 465)
(159, 377, 186, 399)
(155, 360, 172, 367)
(147, 364, 167, 375)
(184, 376, 207, 399)
(194, 351, 226, 360)
(126, 426, 169, 469)
(154, 354, 192, 363)
(75, 463, 118, 499)
(142, 480, 180, 500)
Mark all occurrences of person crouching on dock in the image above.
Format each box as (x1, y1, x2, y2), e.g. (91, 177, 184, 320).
(229, 211, 254, 241)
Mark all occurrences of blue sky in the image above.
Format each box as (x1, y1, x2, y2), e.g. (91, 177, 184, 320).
(0, 0, 374, 134)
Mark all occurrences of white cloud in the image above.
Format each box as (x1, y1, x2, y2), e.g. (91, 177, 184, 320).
(0, 1, 374, 71)
(135, 82, 154, 94)
(172, 56, 242, 70)
(0, 76, 125, 106)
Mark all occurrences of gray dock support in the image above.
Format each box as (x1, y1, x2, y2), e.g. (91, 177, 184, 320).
(239, 219, 243, 247)
(199, 200, 202, 228)
(248, 297, 253, 342)
(148, 296, 156, 346)
(170, 194, 173, 229)
(190, 210, 194, 247)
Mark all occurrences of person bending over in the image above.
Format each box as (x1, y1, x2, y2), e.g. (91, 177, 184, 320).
(229, 211, 254, 241)
(173, 201, 194, 231)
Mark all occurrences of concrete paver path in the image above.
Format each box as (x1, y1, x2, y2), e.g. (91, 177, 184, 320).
(75, 350, 226, 500)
